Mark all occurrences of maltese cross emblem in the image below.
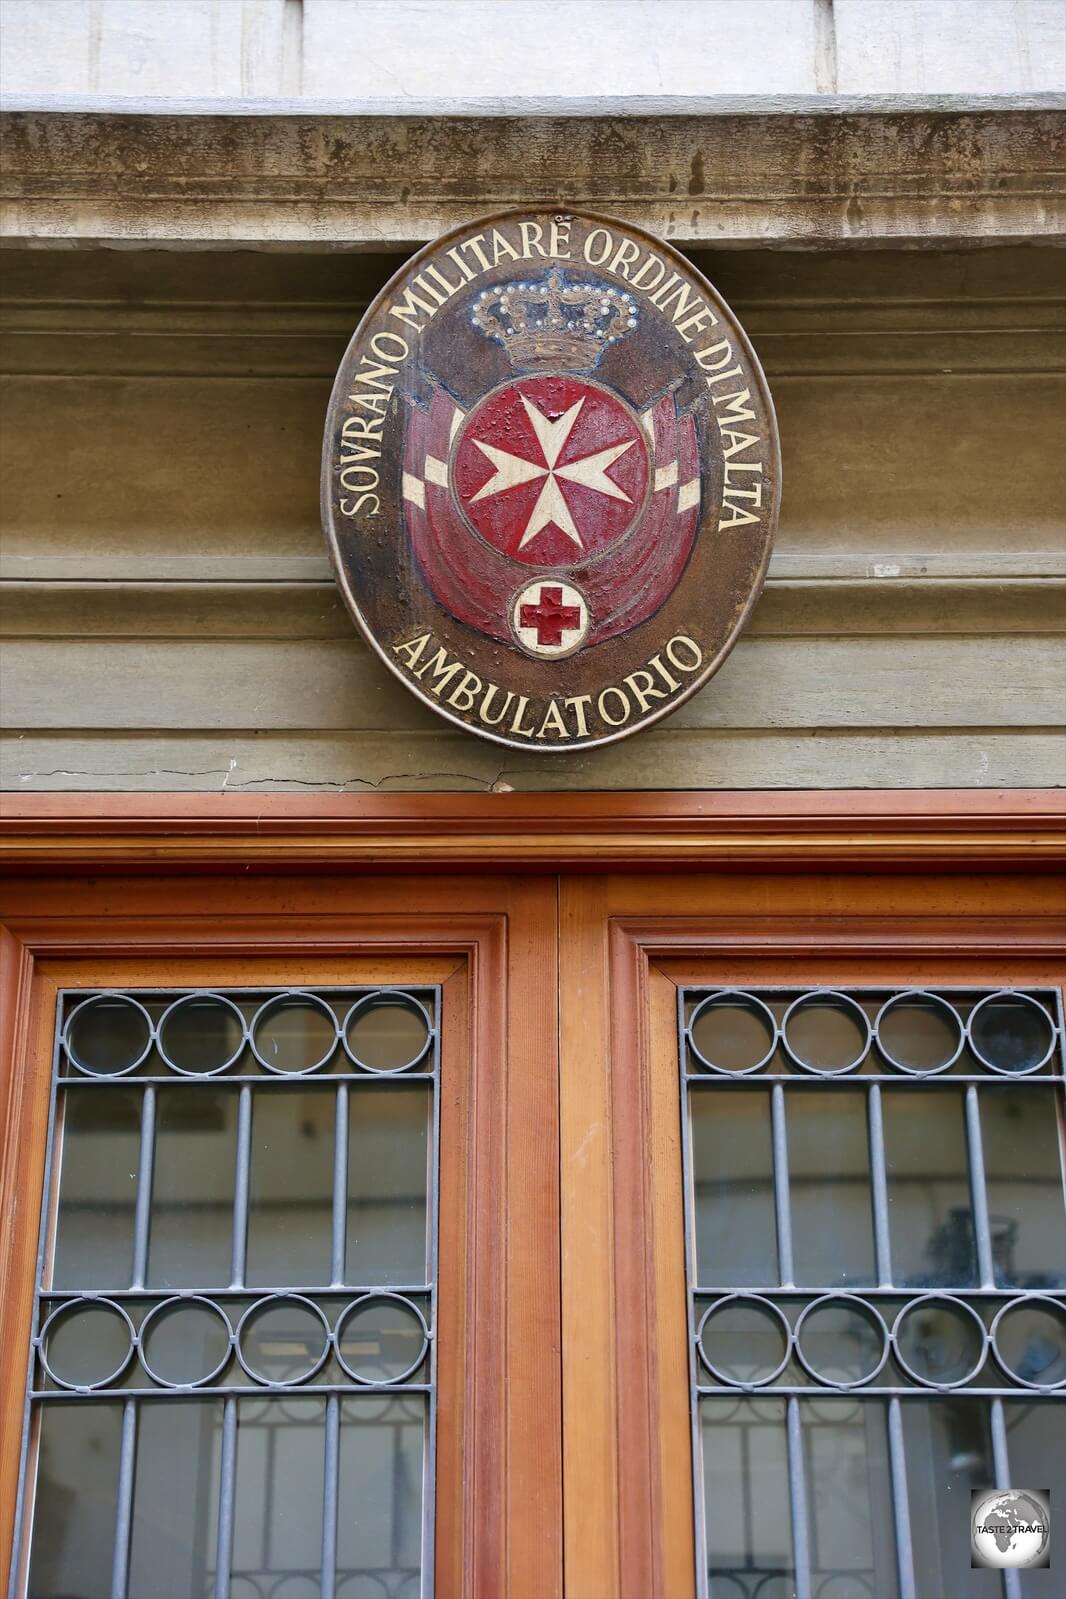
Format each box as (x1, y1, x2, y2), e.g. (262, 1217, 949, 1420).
(322, 209, 780, 750)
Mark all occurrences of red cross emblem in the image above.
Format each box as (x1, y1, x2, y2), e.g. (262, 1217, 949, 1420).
(511, 579, 589, 658)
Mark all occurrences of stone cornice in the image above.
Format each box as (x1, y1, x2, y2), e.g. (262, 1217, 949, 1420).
(1, 96, 1063, 250)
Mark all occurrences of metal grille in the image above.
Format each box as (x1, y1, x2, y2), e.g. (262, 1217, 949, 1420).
(10, 986, 441, 1599)
(679, 986, 1066, 1599)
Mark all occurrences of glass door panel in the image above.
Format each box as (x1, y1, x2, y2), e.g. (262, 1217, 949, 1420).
(13, 984, 439, 1599)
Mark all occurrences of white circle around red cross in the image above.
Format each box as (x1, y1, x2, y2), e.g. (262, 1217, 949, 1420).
(452, 374, 650, 568)
(511, 579, 590, 659)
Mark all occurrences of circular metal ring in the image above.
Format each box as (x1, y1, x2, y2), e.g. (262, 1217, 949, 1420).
(38, 1296, 137, 1391)
(966, 991, 1058, 1076)
(686, 990, 779, 1076)
(235, 1294, 332, 1386)
(695, 1293, 792, 1387)
(341, 991, 435, 1074)
(156, 992, 248, 1077)
(793, 1293, 890, 1389)
(249, 993, 339, 1076)
(989, 1294, 1066, 1390)
(780, 991, 872, 1076)
(873, 991, 966, 1076)
(891, 1293, 988, 1389)
(63, 993, 155, 1077)
(138, 1295, 234, 1388)
(335, 1293, 430, 1386)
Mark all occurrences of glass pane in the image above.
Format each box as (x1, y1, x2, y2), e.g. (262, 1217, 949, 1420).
(1004, 1403, 1066, 1598)
(902, 1399, 999, 1599)
(700, 1396, 793, 1595)
(148, 1087, 237, 1289)
(803, 1398, 898, 1599)
(338, 1397, 425, 1591)
(980, 1086, 1066, 1289)
(26, 1403, 122, 1599)
(882, 1088, 977, 1288)
(246, 1089, 334, 1289)
(347, 1087, 430, 1286)
(51, 1089, 142, 1290)
(788, 1091, 875, 1287)
(690, 1088, 777, 1288)
(129, 1402, 222, 1598)
(232, 1398, 325, 1590)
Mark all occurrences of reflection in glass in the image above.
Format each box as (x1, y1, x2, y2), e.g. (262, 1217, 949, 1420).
(66, 996, 150, 1075)
(1004, 1402, 1066, 1598)
(784, 996, 868, 1073)
(149, 1087, 237, 1289)
(240, 1299, 329, 1386)
(877, 995, 961, 1073)
(346, 1000, 429, 1072)
(788, 1091, 875, 1287)
(43, 1301, 132, 1388)
(247, 1090, 333, 1288)
(895, 1298, 984, 1386)
(699, 1298, 788, 1386)
(141, 1301, 230, 1387)
(903, 1400, 999, 1599)
(159, 996, 243, 1074)
(690, 996, 775, 1074)
(803, 1398, 898, 1599)
(337, 1299, 425, 1383)
(347, 1087, 429, 1286)
(701, 1397, 793, 1594)
(337, 1397, 424, 1589)
(129, 1402, 221, 1598)
(253, 998, 336, 1074)
(27, 1403, 122, 1599)
(980, 1086, 1066, 1289)
(690, 1089, 777, 1288)
(994, 1302, 1066, 1387)
(882, 1089, 977, 1288)
(970, 996, 1054, 1074)
(797, 1300, 884, 1386)
(51, 1088, 141, 1289)
(232, 1398, 325, 1587)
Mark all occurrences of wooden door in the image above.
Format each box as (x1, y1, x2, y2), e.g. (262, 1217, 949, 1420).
(0, 873, 561, 1599)
(558, 871, 1066, 1599)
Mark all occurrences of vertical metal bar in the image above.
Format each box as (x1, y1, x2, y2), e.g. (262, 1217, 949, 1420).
(990, 1399, 1022, 1599)
(130, 1086, 156, 1289)
(110, 1399, 138, 1599)
(214, 1396, 238, 1599)
(331, 1084, 349, 1289)
(321, 1393, 340, 1599)
(230, 1085, 252, 1290)
(771, 1084, 795, 1287)
(867, 1084, 893, 1288)
(964, 1085, 996, 1289)
(887, 1397, 917, 1599)
(785, 1397, 812, 1599)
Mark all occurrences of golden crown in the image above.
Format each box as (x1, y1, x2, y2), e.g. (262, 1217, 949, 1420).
(471, 268, 639, 371)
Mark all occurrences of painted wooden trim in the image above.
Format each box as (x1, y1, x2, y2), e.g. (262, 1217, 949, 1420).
(1, 790, 1064, 871)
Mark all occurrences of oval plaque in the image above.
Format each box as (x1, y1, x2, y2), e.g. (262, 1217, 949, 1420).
(322, 209, 780, 750)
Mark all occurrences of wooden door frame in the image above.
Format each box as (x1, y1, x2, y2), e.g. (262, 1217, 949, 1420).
(0, 872, 561, 1599)
(2, 789, 1064, 1598)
